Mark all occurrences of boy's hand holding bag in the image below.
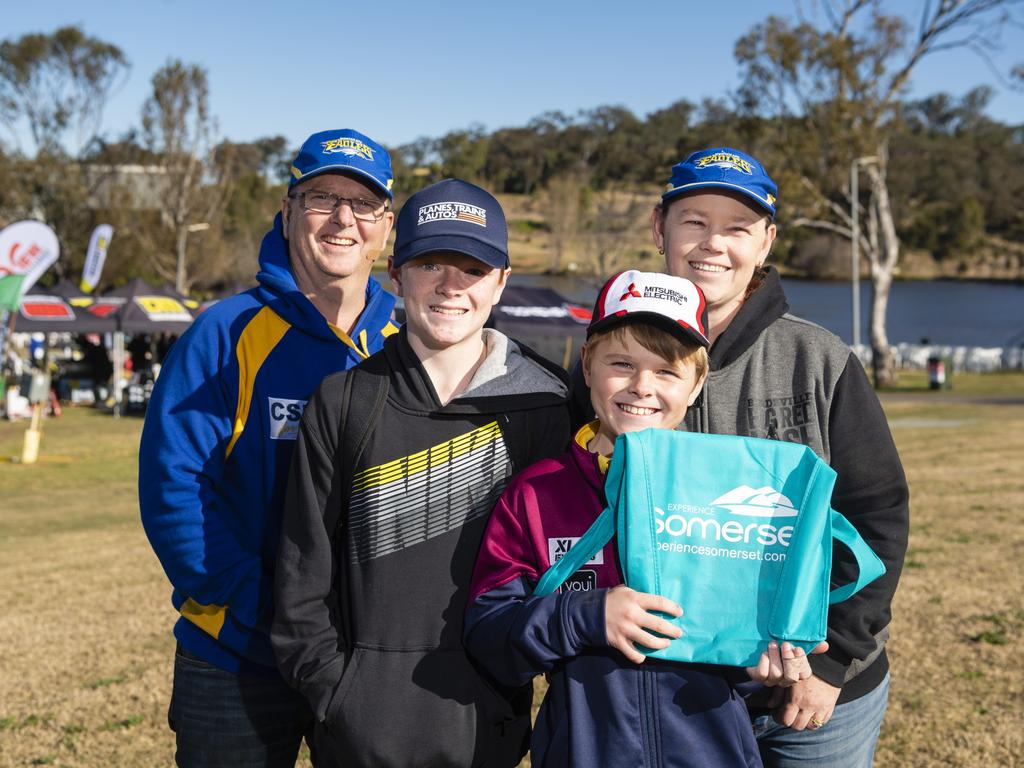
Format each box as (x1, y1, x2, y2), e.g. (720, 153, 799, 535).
(535, 428, 885, 668)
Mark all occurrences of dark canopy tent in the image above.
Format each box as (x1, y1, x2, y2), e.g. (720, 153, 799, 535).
(95, 278, 196, 334)
(13, 282, 116, 333)
(7, 282, 114, 406)
(7, 279, 200, 412)
(49, 278, 94, 305)
(102, 277, 156, 298)
(87, 279, 197, 413)
(159, 283, 202, 314)
(487, 286, 591, 369)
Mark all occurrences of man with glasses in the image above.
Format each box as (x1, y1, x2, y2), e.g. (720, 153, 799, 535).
(140, 129, 398, 767)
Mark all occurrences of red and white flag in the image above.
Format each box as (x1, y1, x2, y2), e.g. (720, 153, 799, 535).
(0, 220, 60, 298)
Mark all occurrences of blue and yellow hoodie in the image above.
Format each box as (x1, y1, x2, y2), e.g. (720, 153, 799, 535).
(139, 213, 398, 674)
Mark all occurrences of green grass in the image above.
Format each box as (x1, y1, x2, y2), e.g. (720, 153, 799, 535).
(0, 408, 143, 544)
(100, 715, 144, 731)
(85, 676, 125, 690)
(971, 630, 1008, 645)
(876, 369, 1024, 395)
(2, 395, 1023, 767)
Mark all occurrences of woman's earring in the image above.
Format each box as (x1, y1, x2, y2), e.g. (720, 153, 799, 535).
(658, 248, 664, 255)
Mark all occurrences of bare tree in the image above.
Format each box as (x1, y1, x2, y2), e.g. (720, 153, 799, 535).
(545, 173, 583, 272)
(579, 187, 653, 278)
(736, 0, 1023, 386)
(141, 60, 230, 293)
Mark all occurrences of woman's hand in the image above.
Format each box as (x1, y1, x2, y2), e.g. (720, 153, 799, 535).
(773, 674, 841, 731)
(746, 641, 829, 687)
(604, 586, 682, 664)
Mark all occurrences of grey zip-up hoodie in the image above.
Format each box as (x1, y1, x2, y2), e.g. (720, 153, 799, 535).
(570, 268, 909, 704)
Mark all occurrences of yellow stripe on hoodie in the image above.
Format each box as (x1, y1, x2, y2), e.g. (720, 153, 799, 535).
(180, 598, 227, 638)
(330, 320, 401, 358)
(225, 307, 291, 458)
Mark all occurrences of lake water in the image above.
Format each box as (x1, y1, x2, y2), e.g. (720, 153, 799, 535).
(510, 273, 1024, 348)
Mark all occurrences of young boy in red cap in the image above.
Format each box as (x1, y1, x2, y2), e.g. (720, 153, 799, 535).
(465, 270, 815, 768)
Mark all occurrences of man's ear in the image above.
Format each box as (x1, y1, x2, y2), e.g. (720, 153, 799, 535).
(280, 196, 291, 239)
(387, 256, 403, 297)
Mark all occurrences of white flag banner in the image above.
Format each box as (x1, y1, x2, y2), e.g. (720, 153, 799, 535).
(81, 223, 114, 293)
(0, 220, 60, 297)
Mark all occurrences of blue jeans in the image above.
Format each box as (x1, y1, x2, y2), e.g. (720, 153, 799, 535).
(752, 674, 890, 768)
(168, 645, 315, 767)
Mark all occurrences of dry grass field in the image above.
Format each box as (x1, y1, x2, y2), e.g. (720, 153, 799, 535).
(1, 375, 1022, 767)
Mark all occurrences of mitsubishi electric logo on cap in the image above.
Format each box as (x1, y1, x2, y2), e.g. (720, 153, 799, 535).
(620, 282, 642, 300)
(709, 485, 798, 518)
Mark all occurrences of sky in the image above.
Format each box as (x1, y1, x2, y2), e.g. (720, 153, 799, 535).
(2, 0, 1022, 155)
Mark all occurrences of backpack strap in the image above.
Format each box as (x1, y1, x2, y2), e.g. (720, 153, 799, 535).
(335, 363, 389, 536)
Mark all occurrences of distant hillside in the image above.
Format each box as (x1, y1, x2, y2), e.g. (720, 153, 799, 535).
(493, 192, 1024, 281)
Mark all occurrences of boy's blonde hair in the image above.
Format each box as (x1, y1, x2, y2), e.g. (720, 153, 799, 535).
(584, 320, 709, 379)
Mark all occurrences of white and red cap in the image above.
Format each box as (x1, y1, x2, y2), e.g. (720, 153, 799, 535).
(588, 270, 710, 349)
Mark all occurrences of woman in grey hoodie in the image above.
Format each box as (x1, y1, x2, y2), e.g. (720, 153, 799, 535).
(573, 147, 909, 768)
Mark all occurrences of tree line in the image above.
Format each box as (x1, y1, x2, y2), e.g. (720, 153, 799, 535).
(392, 89, 1024, 256)
(2, 2, 1022, 384)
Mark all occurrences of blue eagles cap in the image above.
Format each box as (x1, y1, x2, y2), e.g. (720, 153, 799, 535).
(662, 147, 778, 218)
(393, 179, 509, 269)
(289, 128, 394, 199)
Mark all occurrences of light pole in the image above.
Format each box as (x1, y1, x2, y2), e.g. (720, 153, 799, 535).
(175, 222, 210, 295)
(850, 156, 878, 351)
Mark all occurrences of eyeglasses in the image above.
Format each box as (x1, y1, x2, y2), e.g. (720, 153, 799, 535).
(289, 190, 389, 222)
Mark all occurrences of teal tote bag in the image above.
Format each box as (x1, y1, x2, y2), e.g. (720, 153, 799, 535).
(535, 429, 885, 667)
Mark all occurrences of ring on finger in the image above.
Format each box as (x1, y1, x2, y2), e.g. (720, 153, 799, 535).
(808, 717, 824, 730)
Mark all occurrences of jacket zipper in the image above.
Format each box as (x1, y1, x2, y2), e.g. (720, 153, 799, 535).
(639, 667, 660, 767)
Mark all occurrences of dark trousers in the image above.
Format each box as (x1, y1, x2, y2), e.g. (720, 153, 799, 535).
(169, 645, 315, 768)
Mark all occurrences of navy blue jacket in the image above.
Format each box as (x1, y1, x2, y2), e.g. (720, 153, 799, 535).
(466, 425, 762, 767)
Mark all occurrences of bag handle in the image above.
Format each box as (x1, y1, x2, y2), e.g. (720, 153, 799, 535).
(534, 506, 615, 596)
(828, 508, 886, 604)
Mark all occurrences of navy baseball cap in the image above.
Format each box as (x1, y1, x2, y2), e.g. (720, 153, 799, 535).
(393, 179, 509, 269)
(289, 128, 394, 199)
(662, 147, 778, 218)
